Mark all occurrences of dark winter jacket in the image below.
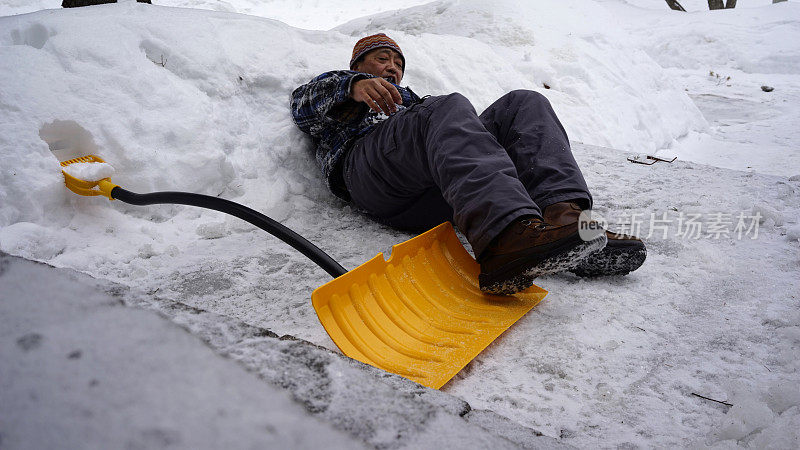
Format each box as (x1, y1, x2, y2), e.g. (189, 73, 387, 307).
(290, 70, 421, 200)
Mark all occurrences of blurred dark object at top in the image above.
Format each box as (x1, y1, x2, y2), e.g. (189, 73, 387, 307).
(63, 0, 151, 7)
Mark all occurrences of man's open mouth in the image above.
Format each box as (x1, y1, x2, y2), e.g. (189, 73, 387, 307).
(383, 76, 396, 84)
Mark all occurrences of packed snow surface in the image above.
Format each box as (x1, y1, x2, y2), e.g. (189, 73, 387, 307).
(0, 255, 364, 449)
(1, 0, 799, 448)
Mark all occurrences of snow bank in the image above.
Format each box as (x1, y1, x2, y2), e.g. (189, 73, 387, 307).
(335, 0, 705, 152)
(705, 379, 800, 446)
(619, 0, 787, 12)
(160, 0, 435, 31)
(0, 0, 56, 17)
(0, 1, 702, 232)
(597, 0, 800, 175)
(607, 0, 800, 74)
(0, 2, 340, 229)
(0, 0, 435, 30)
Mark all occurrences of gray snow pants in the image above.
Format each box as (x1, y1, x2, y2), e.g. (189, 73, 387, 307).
(342, 89, 592, 258)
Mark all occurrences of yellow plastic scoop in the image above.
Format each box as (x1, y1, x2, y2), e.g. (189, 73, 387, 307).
(62, 155, 547, 389)
(60, 155, 119, 199)
(312, 222, 547, 389)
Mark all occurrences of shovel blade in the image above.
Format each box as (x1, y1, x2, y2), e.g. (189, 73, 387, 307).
(312, 222, 547, 389)
(60, 154, 118, 199)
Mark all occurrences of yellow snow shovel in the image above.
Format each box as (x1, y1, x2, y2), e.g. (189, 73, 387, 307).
(61, 155, 547, 389)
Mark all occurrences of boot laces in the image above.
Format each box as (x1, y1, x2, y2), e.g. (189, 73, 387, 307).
(520, 218, 549, 231)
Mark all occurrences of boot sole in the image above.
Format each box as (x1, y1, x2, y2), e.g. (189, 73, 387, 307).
(479, 233, 607, 295)
(569, 242, 646, 277)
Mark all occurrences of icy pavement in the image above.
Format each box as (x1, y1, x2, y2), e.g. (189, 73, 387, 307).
(0, 254, 363, 449)
(72, 142, 796, 448)
(0, 253, 570, 449)
(9, 141, 793, 448)
(445, 143, 800, 447)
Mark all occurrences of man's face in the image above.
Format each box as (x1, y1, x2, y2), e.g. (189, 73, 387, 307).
(354, 48, 404, 84)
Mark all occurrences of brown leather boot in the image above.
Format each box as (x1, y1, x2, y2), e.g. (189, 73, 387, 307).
(478, 215, 606, 295)
(570, 230, 646, 277)
(543, 201, 647, 277)
(542, 201, 583, 226)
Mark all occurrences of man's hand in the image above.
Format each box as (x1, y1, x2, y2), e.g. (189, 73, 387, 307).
(350, 78, 402, 115)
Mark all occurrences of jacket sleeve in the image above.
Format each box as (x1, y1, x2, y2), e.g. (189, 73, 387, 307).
(290, 70, 372, 137)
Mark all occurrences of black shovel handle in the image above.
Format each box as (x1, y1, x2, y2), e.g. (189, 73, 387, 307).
(110, 187, 347, 279)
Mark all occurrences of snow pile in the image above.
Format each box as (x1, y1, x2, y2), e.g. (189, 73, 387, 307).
(0, 221, 67, 260)
(620, 0, 790, 12)
(0, 0, 54, 17)
(335, 0, 704, 153)
(601, 0, 800, 175)
(0, 0, 434, 30)
(62, 161, 115, 181)
(1, 2, 337, 230)
(0, 0, 702, 243)
(706, 379, 800, 447)
(607, 0, 800, 75)
(160, 0, 434, 31)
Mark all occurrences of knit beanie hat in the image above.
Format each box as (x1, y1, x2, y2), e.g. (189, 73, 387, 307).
(349, 33, 405, 71)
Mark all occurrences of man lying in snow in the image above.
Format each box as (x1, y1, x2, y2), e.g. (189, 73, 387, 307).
(291, 33, 646, 294)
